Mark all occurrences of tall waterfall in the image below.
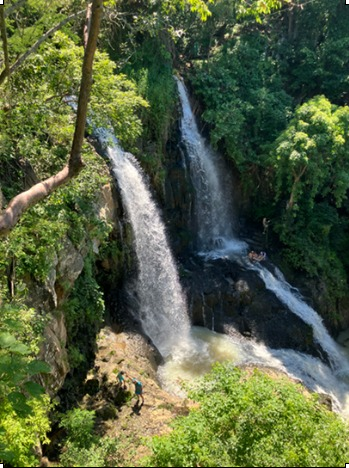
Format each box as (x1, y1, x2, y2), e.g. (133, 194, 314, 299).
(175, 78, 349, 411)
(176, 77, 245, 253)
(107, 140, 190, 358)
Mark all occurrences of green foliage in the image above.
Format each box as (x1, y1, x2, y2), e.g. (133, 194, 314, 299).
(4, 0, 79, 57)
(0, 31, 148, 181)
(146, 364, 349, 467)
(0, 303, 52, 466)
(273, 0, 349, 104)
(121, 35, 177, 191)
(236, 0, 289, 23)
(268, 96, 349, 296)
(60, 437, 119, 468)
(272, 96, 349, 210)
(63, 253, 105, 371)
(0, 146, 111, 298)
(161, 0, 214, 21)
(60, 408, 96, 448)
(59, 408, 119, 467)
(0, 396, 51, 467)
(191, 32, 292, 170)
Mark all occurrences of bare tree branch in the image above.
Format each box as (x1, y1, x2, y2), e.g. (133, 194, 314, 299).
(0, 9, 85, 86)
(0, 0, 104, 236)
(0, 166, 71, 235)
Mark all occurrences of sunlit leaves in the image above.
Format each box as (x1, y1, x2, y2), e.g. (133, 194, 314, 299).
(161, 0, 214, 21)
(236, 0, 290, 22)
(146, 364, 349, 467)
(272, 96, 349, 211)
(0, 304, 52, 466)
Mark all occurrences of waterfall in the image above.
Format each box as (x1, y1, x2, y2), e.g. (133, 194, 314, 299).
(175, 77, 349, 411)
(106, 139, 190, 358)
(248, 262, 349, 375)
(176, 77, 245, 253)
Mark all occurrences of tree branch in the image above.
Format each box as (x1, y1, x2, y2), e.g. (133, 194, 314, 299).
(0, 10, 85, 86)
(69, 0, 103, 174)
(5, 0, 27, 18)
(0, 166, 71, 235)
(83, 2, 92, 49)
(0, 6, 10, 80)
(0, 0, 104, 236)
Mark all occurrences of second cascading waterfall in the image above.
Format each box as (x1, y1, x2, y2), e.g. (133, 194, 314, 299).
(176, 77, 245, 253)
(107, 141, 190, 358)
(175, 77, 349, 410)
(175, 75, 349, 373)
(251, 263, 349, 374)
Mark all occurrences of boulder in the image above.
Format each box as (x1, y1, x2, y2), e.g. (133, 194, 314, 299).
(182, 255, 328, 363)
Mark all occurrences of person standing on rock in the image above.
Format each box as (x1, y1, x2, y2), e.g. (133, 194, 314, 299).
(129, 375, 144, 406)
(117, 370, 127, 390)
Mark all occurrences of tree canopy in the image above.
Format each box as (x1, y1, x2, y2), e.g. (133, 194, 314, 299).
(146, 364, 349, 467)
(1, 0, 349, 465)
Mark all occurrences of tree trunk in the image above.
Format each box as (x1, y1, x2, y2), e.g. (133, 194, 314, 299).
(69, 0, 103, 174)
(287, 166, 307, 210)
(0, 0, 103, 236)
(84, 3, 93, 49)
(0, 6, 10, 80)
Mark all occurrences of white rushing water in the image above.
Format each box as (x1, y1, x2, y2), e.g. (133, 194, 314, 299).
(107, 140, 191, 358)
(248, 261, 349, 376)
(176, 77, 246, 253)
(158, 326, 349, 416)
(175, 78, 349, 414)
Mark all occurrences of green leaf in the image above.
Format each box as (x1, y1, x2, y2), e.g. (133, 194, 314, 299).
(27, 360, 51, 375)
(8, 342, 31, 355)
(8, 392, 33, 417)
(0, 333, 30, 354)
(0, 333, 17, 349)
(0, 445, 15, 464)
(23, 381, 45, 398)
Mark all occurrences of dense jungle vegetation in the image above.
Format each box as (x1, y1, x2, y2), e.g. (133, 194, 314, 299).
(0, 0, 349, 466)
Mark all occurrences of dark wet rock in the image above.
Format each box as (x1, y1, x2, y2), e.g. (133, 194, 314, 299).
(181, 255, 328, 364)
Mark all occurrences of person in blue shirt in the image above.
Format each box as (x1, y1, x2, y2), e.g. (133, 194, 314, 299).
(130, 376, 144, 405)
(117, 370, 127, 390)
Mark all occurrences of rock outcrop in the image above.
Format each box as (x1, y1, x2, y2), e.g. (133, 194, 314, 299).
(23, 183, 121, 395)
(79, 326, 193, 465)
(181, 255, 327, 362)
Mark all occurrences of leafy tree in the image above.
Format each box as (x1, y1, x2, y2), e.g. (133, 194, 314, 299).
(0, 303, 52, 466)
(59, 408, 119, 467)
(272, 0, 349, 105)
(190, 31, 292, 171)
(0, 0, 86, 84)
(60, 408, 96, 448)
(272, 96, 349, 211)
(146, 364, 349, 467)
(269, 96, 349, 292)
(0, 0, 103, 235)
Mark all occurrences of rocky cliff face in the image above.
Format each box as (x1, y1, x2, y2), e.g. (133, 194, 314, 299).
(180, 255, 325, 362)
(22, 183, 122, 395)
